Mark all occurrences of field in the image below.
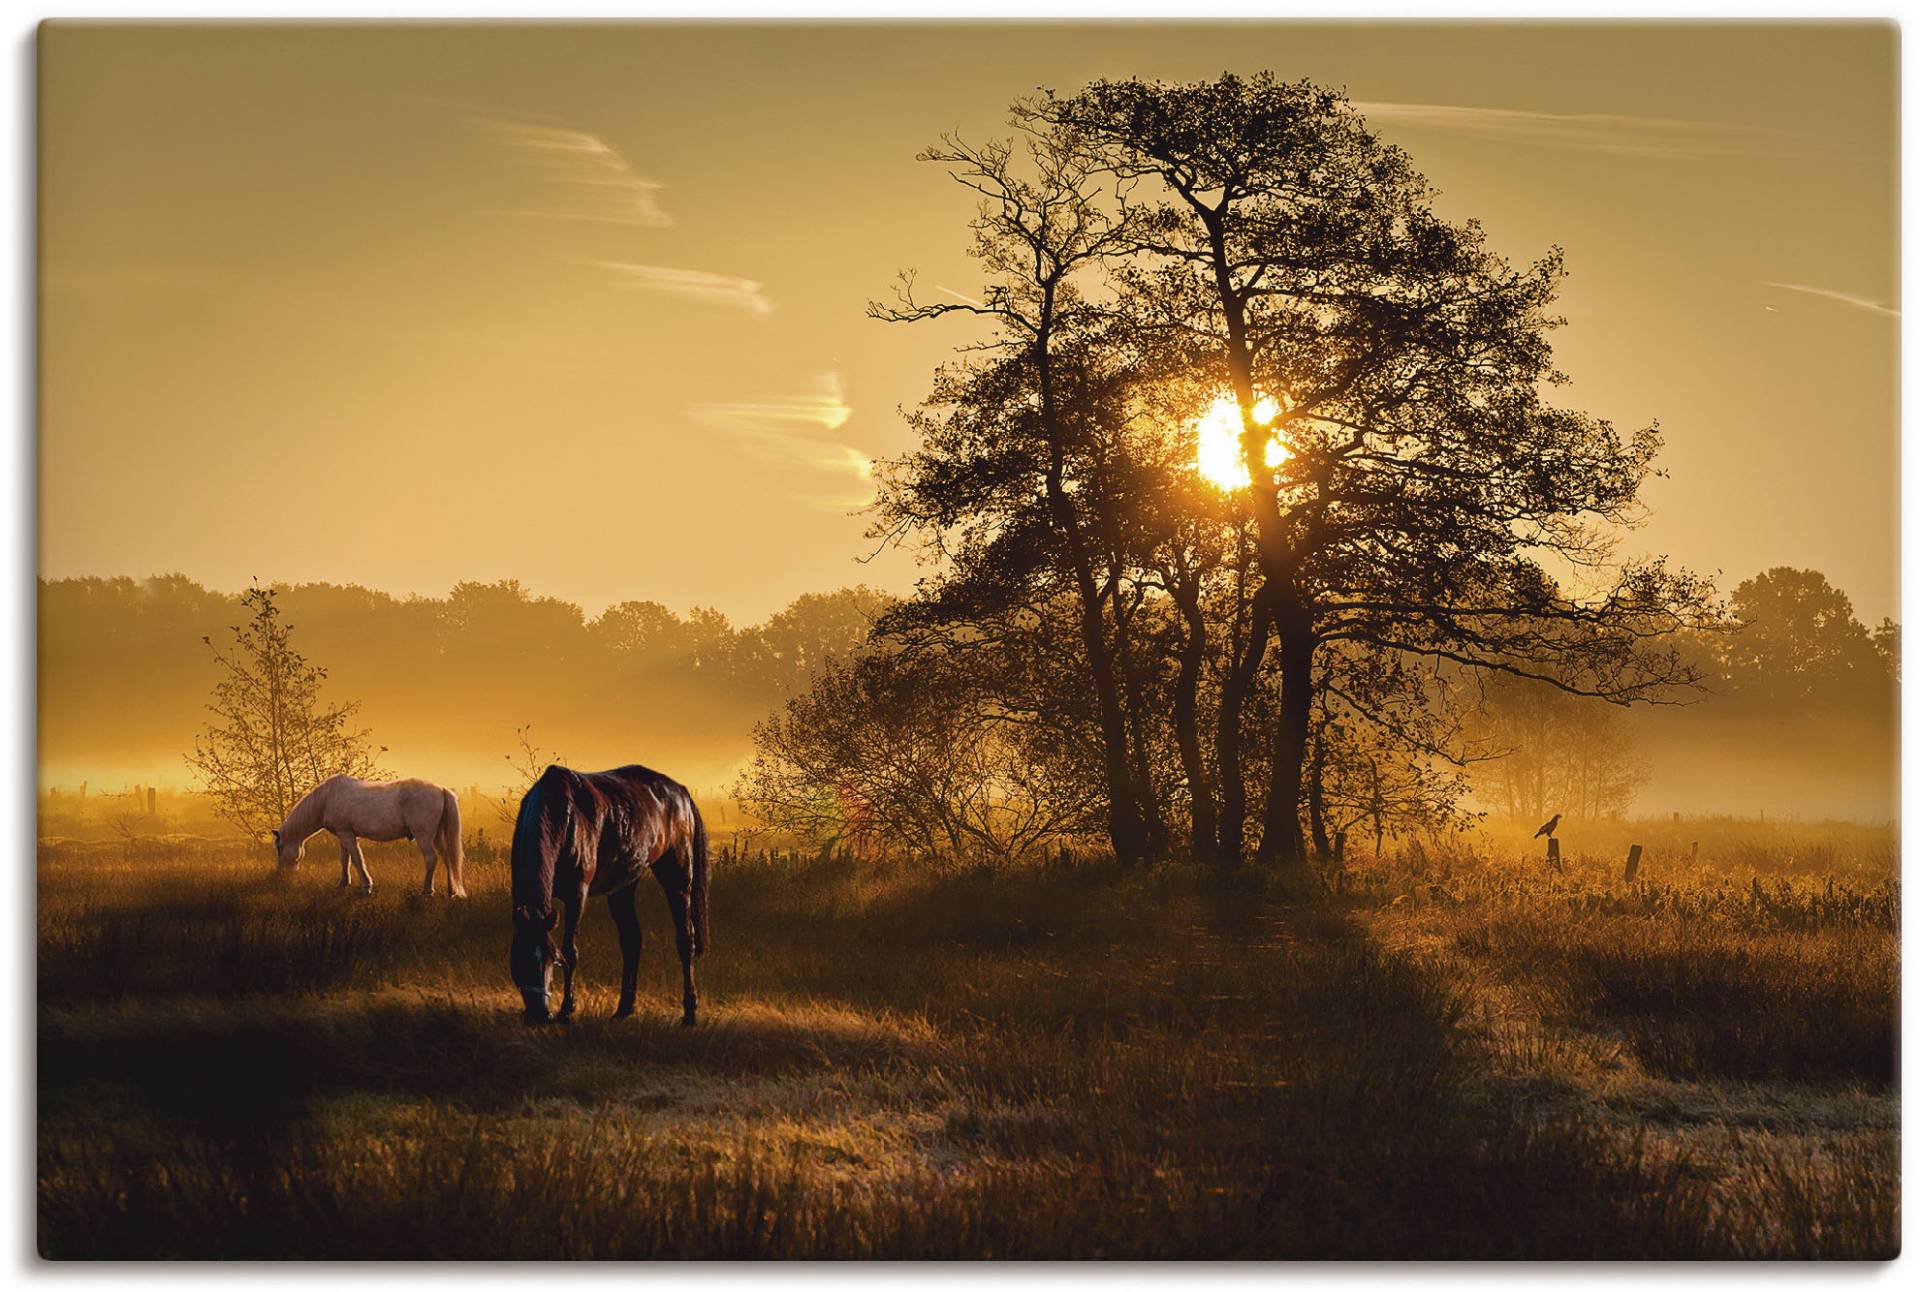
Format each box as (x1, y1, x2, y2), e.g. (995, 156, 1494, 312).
(37, 818, 1898, 1259)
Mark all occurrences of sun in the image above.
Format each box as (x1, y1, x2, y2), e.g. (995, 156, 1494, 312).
(1194, 394, 1288, 490)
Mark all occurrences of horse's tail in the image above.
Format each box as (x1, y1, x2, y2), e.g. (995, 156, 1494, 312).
(689, 796, 711, 956)
(439, 788, 466, 898)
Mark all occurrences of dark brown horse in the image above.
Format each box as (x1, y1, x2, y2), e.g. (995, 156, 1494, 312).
(508, 764, 711, 1025)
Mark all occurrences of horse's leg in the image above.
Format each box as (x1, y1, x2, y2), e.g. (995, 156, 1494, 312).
(336, 832, 353, 888)
(556, 898, 582, 1020)
(417, 832, 438, 897)
(654, 856, 698, 1027)
(607, 885, 642, 1019)
(347, 833, 374, 894)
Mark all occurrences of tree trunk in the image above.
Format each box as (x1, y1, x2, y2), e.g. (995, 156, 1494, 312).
(1214, 587, 1271, 865)
(1205, 223, 1316, 875)
(1256, 595, 1316, 873)
(1045, 473, 1149, 864)
(1170, 583, 1217, 862)
(1031, 294, 1151, 865)
(1306, 724, 1331, 859)
(1121, 648, 1170, 860)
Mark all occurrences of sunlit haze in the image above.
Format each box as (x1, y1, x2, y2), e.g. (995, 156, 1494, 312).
(1195, 394, 1287, 490)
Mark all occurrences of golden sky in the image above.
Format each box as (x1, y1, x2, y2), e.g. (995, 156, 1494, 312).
(39, 21, 1899, 624)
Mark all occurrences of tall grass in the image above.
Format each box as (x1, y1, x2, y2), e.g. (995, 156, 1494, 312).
(38, 838, 1899, 1259)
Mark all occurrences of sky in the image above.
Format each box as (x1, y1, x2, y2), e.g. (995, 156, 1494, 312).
(39, 21, 1899, 626)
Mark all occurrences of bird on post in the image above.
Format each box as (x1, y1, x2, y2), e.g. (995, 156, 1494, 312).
(1533, 813, 1562, 840)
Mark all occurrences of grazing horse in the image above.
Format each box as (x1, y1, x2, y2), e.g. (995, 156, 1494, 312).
(273, 775, 466, 897)
(508, 764, 710, 1025)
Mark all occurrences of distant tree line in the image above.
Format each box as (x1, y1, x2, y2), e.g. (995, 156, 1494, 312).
(1471, 567, 1897, 825)
(39, 574, 885, 789)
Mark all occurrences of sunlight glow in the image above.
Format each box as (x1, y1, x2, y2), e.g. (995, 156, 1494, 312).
(1194, 394, 1289, 490)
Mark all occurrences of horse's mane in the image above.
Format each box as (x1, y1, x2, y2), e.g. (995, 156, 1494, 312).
(279, 779, 332, 841)
(510, 765, 576, 920)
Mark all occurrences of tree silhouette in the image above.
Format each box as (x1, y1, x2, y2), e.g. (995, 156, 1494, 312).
(1469, 671, 1648, 821)
(737, 651, 1090, 864)
(870, 123, 1166, 863)
(1036, 74, 1719, 869)
(185, 584, 385, 838)
(1721, 568, 1888, 706)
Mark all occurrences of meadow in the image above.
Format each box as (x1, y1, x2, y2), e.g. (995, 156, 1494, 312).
(37, 815, 1898, 1259)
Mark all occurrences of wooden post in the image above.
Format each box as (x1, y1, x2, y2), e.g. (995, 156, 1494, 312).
(146, 786, 156, 817)
(1689, 841, 1699, 864)
(1624, 844, 1642, 883)
(1333, 831, 1347, 868)
(1546, 837, 1561, 870)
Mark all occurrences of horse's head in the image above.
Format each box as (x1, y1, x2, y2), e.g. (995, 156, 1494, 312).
(272, 828, 305, 872)
(510, 905, 561, 1022)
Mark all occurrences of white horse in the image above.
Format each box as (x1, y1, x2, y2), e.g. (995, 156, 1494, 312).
(272, 775, 466, 897)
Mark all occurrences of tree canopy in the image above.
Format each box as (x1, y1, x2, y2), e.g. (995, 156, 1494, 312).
(815, 73, 1724, 870)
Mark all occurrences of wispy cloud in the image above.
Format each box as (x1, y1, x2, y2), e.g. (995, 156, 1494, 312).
(595, 261, 774, 317)
(478, 115, 672, 228)
(448, 101, 783, 327)
(1766, 281, 1900, 320)
(935, 283, 988, 309)
(693, 372, 853, 435)
(1351, 101, 1774, 159)
(691, 372, 873, 496)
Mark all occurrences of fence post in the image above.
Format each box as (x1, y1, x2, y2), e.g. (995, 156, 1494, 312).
(1546, 837, 1561, 870)
(1624, 844, 1642, 883)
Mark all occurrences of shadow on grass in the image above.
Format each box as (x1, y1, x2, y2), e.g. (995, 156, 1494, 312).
(1454, 915, 1897, 1087)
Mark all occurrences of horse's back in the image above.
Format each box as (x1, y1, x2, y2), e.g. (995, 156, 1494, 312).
(580, 764, 690, 802)
(541, 764, 696, 872)
(324, 776, 450, 836)
(328, 775, 446, 800)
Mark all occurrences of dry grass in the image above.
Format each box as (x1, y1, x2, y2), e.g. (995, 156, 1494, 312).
(1355, 821, 1897, 1262)
(37, 824, 1900, 1258)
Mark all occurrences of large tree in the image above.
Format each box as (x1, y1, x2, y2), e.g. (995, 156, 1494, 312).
(1038, 75, 1717, 869)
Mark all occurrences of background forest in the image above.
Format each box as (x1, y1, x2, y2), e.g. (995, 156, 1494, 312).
(39, 562, 1894, 844)
(38, 575, 882, 799)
